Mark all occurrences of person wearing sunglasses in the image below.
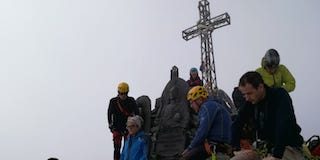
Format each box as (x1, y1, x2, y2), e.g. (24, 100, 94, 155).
(108, 82, 139, 160)
(120, 115, 148, 160)
(256, 48, 296, 93)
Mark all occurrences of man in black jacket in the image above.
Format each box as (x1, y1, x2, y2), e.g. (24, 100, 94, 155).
(108, 82, 139, 160)
(231, 71, 304, 160)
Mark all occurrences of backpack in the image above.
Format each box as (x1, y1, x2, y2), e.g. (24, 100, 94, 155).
(232, 87, 246, 110)
(306, 135, 320, 157)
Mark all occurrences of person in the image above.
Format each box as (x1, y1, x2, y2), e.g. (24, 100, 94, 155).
(256, 48, 296, 93)
(181, 86, 232, 160)
(120, 115, 148, 160)
(108, 82, 139, 160)
(187, 67, 203, 88)
(231, 71, 305, 160)
(231, 86, 255, 151)
(232, 87, 246, 111)
(47, 158, 59, 160)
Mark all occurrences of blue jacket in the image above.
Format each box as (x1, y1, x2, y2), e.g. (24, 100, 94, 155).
(188, 99, 232, 149)
(120, 131, 148, 160)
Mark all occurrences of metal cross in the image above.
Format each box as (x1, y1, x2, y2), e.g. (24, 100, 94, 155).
(182, 0, 230, 96)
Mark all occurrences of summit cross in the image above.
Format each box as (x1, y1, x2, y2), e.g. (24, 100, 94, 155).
(182, 0, 230, 96)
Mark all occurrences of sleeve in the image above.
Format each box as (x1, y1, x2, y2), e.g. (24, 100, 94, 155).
(108, 99, 115, 130)
(188, 104, 218, 149)
(140, 137, 148, 160)
(120, 139, 127, 160)
(272, 89, 293, 158)
(280, 65, 296, 92)
(231, 104, 249, 150)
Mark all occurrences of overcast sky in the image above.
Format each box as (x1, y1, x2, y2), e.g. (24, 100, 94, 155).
(1, 0, 319, 159)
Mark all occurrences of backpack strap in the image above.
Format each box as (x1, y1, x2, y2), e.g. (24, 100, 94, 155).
(117, 100, 131, 116)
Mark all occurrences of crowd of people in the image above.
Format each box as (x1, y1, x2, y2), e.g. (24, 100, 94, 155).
(106, 48, 307, 160)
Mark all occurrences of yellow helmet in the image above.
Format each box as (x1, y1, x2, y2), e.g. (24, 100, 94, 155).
(187, 86, 208, 101)
(118, 82, 129, 93)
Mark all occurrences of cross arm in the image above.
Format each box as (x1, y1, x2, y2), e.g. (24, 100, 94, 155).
(182, 24, 201, 41)
(208, 12, 231, 31)
(182, 12, 230, 41)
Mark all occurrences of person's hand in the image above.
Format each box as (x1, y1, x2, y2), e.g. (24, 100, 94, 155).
(262, 156, 280, 160)
(232, 149, 260, 160)
(181, 148, 189, 157)
(240, 139, 252, 150)
(109, 125, 115, 132)
(112, 130, 121, 138)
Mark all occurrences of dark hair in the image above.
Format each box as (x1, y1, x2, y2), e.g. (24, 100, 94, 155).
(48, 158, 59, 160)
(239, 71, 264, 89)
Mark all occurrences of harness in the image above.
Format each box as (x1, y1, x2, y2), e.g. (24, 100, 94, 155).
(201, 101, 232, 159)
(204, 140, 232, 160)
(117, 100, 132, 116)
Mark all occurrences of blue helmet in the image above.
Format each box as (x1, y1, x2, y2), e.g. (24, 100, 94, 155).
(190, 67, 198, 74)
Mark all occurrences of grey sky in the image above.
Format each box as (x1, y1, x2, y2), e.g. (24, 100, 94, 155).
(0, 0, 319, 159)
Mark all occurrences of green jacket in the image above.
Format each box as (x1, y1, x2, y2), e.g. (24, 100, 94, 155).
(256, 64, 295, 92)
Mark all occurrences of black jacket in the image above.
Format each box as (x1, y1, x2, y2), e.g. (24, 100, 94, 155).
(231, 86, 303, 158)
(108, 96, 139, 133)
